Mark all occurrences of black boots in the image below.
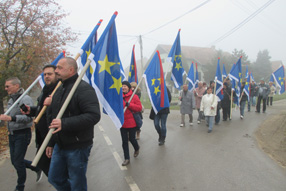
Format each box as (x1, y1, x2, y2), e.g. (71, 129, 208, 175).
(159, 136, 165, 146)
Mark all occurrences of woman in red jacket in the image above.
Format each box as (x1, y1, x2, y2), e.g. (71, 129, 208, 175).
(121, 81, 142, 166)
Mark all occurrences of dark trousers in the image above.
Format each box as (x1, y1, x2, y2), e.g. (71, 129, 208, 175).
(9, 130, 31, 191)
(215, 108, 220, 124)
(120, 127, 139, 160)
(256, 96, 266, 112)
(267, 97, 273, 106)
(222, 107, 230, 120)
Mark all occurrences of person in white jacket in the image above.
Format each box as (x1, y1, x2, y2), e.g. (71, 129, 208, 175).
(200, 87, 218, 133)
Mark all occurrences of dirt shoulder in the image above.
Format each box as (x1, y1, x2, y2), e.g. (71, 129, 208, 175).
(255, 110, 286, 168)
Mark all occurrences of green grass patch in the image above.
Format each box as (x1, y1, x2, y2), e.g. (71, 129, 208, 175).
(274, 93, 286, 101)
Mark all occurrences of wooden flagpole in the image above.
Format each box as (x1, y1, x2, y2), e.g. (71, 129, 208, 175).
(31, 53, 83, 166)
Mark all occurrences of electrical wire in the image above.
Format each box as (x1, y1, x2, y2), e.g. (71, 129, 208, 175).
(142, 0, 211, 36)
(210, 0, 276, 45)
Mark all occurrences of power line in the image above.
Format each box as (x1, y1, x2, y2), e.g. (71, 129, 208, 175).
(142, 0, 211, 36)
(210, 0, 276, 45)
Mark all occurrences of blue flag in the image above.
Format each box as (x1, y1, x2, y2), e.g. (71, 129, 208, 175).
(231, 78, 239, 106)
(187, 62, 195, 91)
(245, 65, 249, 79)
(195, 63, 199, 88)
(269, 74, 274, 83)
(250, 72, 255, 82)
(222, 63, 227, 80)
(229, 57, 242, 98)
(39, 51, 65, 88)
(143, 51, 170, 114)
(272, 65, 285, 94)
(243, 72, 250, 101)
(88, 12, 124, 129)
(168, 29, 185, 89)
(215, 58, 223, 101)
(128, 45, 138, 83)
(77, 19, 102, 85)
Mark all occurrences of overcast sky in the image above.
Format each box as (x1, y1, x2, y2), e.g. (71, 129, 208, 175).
(59, 0, 286, 69)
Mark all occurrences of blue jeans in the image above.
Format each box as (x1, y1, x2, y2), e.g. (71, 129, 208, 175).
(9, 130, 31, 191)
(154, 113, 168, 137)
(48, 144, 92, 191)
(248, 96, 256, 111)
(120, 127, 139, 160)
(205, 116, 214, 130)
(240, 100, 246, 116)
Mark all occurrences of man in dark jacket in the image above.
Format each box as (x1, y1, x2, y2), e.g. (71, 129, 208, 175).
(150, 87, 172, 145)
(23, 64, 58, 177)
(256, 78, 270, 113)
(46, 57, 101, 191)
(248, 81, 257, 111)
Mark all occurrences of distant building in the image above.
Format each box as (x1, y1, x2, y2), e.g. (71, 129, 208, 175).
(147, 44, 231, 92)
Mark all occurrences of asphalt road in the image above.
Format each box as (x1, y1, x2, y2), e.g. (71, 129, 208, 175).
(1, 100, 286, 191)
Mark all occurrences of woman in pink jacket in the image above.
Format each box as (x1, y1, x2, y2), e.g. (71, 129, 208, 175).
(121, 81, 142, 166)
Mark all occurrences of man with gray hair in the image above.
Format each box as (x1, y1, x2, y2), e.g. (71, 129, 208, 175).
(0, 77, 39, 191)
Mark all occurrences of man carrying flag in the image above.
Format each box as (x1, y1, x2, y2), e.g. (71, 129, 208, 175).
(128, 45, 138, 83)
(145, 51, 171, 146)
(168, 29, 185, 89)
(46, 57, 101, 191)
(22, 63, 59, 178)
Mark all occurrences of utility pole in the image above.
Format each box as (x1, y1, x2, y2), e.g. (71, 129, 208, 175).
(138, 35, 146, 101)
(139, 35, 144, 77)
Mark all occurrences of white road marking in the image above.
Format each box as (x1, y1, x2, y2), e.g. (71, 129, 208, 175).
(98, 125, 104, 132)
(113, 152, 127, 170)
(103, 134, 112, 146)
(125, 176, 140, 191)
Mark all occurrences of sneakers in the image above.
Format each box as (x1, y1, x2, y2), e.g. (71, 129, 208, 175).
(180, 124, 184, 127)
(208, 130, 212, 133)
(197, 121, 201, 124)
(122, 159, 130, 166)
(36, 170, 43, 183)
(189, 122, 193, 126)
(240, 115, 244, 119)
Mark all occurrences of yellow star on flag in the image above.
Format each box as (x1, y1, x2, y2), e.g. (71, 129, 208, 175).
(151, 78, 156, 86)
(109, 76, 122, 95)
(175, 62, 182, 71)
(129, 72, 131, 77)
(279, 77, 282, 80)
(98, 55, 119, 75)
(86, 49, 94, 74)
(131, 65, 134, 70)
(157, 78, 161, 84)
(154, 86, 161, 95)
(281, 81, 284, 85)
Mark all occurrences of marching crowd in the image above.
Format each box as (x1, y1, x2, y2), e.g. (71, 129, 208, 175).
(0, 56, 276, 191)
